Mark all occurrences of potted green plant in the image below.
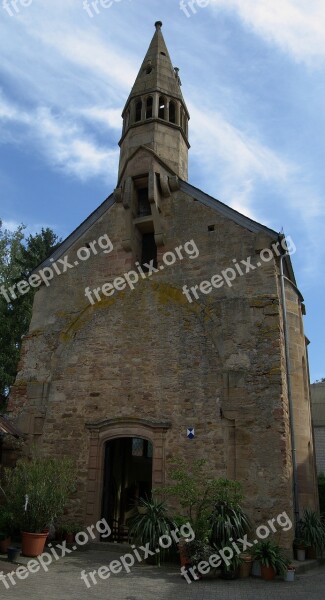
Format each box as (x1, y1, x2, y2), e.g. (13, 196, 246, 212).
(2, 456, 75, 557)
(179, 538, 216, 579)
(127, 497, 176, 566)
(293, 537, 307, 561)
(209, 499, 251, 549)
(220, 552, 243, 580)
(252, 540, 289, 580)
(61, 522, 81, 544)
(300, 508, 325, 558)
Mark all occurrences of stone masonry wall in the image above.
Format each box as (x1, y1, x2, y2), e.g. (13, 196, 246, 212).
(8, 187, 306, 546)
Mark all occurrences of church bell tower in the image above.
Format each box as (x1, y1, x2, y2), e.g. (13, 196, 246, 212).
(118, 21, 190, 183)
(115, 22, 190, 257)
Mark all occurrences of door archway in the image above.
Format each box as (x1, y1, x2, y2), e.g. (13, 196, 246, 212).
(85, 417, 171, 538)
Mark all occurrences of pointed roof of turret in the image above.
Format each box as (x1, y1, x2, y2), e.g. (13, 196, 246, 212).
(124, 21, 185, 110)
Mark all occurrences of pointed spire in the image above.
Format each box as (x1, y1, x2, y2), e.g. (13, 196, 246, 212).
(118, 23, 190, 182)
(126, 21, 184, 103)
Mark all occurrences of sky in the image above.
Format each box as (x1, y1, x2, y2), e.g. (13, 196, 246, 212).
(0, 0, 324, 381)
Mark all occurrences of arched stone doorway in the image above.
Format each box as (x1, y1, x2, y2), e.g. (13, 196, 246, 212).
(85, 417, 171, 539)
(102, 437, 153, 541)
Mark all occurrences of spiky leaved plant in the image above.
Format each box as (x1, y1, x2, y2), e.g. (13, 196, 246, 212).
(127, 497, 176, 565)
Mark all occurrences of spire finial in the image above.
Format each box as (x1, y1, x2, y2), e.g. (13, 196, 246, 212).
(155, 21, 162, 31)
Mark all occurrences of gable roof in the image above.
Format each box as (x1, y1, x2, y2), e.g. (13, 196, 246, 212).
(179, 180, 277, 237)
(33, 175, 296, 288)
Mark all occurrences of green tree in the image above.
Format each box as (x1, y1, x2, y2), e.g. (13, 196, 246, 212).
(0, 220, 60, 407)
(158, 457, 245, 540)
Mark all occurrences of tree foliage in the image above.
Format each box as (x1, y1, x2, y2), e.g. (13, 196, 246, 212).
(158, 457, 245, 540)
(0, 220, 60, 407)
(1, 455, 76, 532)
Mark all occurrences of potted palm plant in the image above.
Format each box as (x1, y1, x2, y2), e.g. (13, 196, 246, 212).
(3, 456, 75, 557)
(127, 497, 176, 566)
(300, 508, 325, 559)
(209, 497, 251, 579)
(252, 540, 289, 580)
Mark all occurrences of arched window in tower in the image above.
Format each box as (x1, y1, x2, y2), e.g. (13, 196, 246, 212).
(158, 96, 166, 120)
(169, 101, 176, 124)
(145, 96, 153, 119)
(135, 100, 142, 122)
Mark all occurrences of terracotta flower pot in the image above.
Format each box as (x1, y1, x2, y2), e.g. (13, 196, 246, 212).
(21, 532, 48, 557)
(261, 565, 276, 580)
(239, 558, 252, 578)
(178, 539, 190, 568)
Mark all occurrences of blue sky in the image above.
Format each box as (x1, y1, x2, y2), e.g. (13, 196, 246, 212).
(0, 0, 324, 381)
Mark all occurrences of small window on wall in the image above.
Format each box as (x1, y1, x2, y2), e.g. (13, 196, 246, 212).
(137, 188, 151, 217)
(158, 96, 166, 119)
(135, 100, 142, 122)
(141, 232, 157, 271)
(169, 101, 176, 124)
(146, 96, 153, 119)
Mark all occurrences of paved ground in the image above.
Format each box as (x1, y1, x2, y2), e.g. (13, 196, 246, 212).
(0, 546, 325, 600)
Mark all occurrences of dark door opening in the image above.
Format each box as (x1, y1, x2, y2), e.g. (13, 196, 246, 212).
(101, 437, 153, 541)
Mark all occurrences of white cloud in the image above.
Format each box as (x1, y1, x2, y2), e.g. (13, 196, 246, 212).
(189, 103, 293, 219)
(0, 95, 119, 181)
(79, 107, 122, 130)
(210, 0, 325, 65)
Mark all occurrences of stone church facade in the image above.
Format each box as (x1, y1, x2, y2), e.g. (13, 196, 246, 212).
(8, 22, 318, 544)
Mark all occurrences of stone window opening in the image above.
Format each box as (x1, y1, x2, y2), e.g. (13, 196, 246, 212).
(141, 232, 157, 272)
(135, 100, 142, 122)
(137, 187, 151, 217)
(145, 96, 153, 120)
(158, 96, 166, 120)
(169, 101, 176, 124)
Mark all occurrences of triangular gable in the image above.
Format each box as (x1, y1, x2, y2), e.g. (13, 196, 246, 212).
(180, 180, 277, 237)
(179, 180, 297, 287)
(33, 177, 297, 289)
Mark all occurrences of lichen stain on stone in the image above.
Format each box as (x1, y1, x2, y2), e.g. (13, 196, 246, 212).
(60, 295, 121, 342)
(150, 281, 199, 312)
